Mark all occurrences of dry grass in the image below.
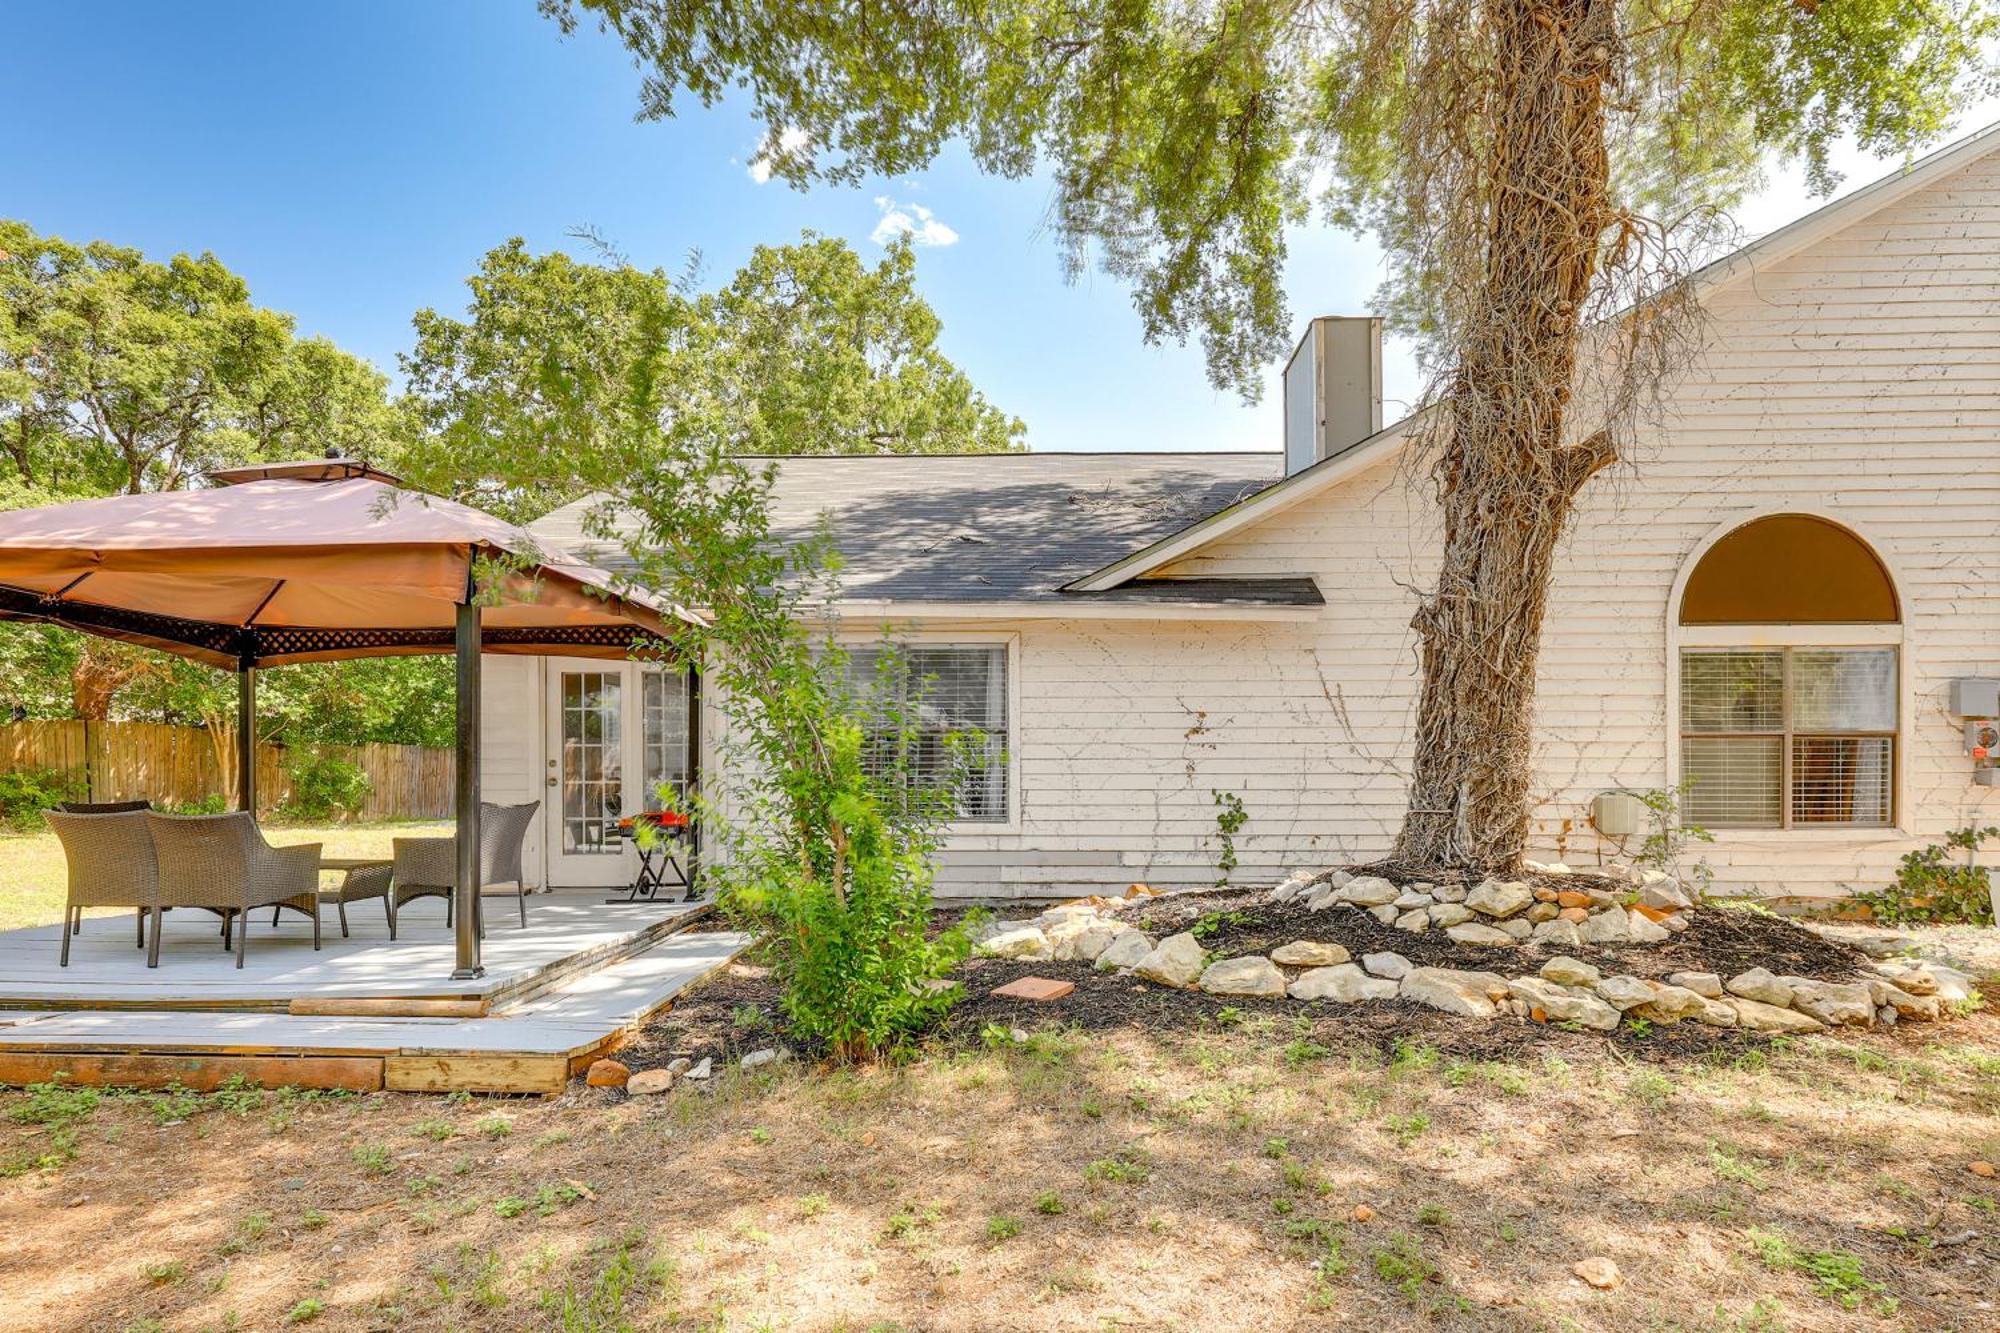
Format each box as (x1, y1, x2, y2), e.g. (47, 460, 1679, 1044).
(0, 820, 450, 932)
(2, 1009, 1996, 1331)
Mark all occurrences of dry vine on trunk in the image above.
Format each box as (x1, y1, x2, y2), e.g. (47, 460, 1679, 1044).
(1390, 0, 1698, 873)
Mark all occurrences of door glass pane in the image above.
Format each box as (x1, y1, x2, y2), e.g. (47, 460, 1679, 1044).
(1683, 736, 1782, 827)
(1792, 736, 1892, 825)
(1680, 650, 1783, 732)
(559, 671, 622, 855)
(1789, 649, 1896, 731)
(641, 669, 691, 810)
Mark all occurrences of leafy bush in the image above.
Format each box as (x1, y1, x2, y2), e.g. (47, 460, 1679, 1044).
(604, 443, 971, 1062)
(0, 767, 83, 830)
(277, 749, 372, 821)
(1858, 826, 1997, 926)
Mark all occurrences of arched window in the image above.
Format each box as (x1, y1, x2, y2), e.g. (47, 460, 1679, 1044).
(1677, 515, 1898, 829)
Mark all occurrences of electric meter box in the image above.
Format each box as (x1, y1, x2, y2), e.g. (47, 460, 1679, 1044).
(1950, 678, 2000, 718)
(1590, 791, 1645, 838)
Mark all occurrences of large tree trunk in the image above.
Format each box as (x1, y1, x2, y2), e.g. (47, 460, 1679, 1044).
(1391, 0, 1620, 873)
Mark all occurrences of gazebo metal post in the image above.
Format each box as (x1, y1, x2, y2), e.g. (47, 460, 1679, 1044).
(450, 599, 484, 980)
(235, 662, 256, 813)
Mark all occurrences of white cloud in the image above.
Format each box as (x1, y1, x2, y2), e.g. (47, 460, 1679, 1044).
(869, 196, 959, 247)
(746, 126, 811, 185)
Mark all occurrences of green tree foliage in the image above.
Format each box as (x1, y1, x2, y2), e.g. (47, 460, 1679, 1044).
(396, 232, 1021, 519)
(548, 0, 1996, 869)
(408, 240, 981, 1059)
(0, 219, 447, 738)
(0, 219, 411, 494)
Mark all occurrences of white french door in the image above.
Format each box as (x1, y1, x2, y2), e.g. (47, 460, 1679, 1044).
(543, 660, 695, 888)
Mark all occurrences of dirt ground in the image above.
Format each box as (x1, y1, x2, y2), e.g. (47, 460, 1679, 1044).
(3, 956, 1996, 1332)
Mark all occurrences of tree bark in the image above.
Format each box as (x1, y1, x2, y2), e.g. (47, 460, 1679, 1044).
(1391, 0, 1620, 873)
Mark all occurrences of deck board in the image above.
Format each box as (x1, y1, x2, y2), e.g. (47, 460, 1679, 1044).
(0, 930, 751, 1061)
(0, 889, 704, 1008)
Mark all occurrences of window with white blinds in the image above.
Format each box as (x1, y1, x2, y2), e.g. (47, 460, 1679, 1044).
(844, 644, 1010, 822)
(1680, 647, 1895, 828)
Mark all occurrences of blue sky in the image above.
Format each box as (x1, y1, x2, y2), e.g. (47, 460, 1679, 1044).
(5, 4, 1993, 454)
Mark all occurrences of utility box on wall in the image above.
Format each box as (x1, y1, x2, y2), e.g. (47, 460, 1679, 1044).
(1590, 791, 1645, 838)
(1949, 678, 2000, 718)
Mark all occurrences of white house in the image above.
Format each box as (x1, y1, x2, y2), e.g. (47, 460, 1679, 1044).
(485, 123, 2000, 908)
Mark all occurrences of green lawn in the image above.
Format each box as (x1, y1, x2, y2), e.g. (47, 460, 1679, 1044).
(0, 819, 451, 933)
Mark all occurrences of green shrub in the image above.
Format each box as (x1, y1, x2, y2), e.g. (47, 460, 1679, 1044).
(277, 749, 372, 821)
(1858, 826, 1997, 925)
(0, 767, 83, 830)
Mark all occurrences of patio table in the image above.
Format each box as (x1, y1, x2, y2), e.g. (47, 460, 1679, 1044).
(609, 814, 698, 905)
(319, 856, 396, 939)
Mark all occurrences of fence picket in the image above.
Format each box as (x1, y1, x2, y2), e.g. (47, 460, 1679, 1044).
(0, 720, 453, 819)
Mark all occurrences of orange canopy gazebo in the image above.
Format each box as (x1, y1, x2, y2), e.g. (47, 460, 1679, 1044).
(0, 457, 691, 978)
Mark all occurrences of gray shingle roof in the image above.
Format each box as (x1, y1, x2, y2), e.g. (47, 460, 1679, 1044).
(532, 452, 1295, 605)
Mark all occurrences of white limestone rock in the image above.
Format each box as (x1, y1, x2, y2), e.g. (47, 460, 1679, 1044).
(1339, 876, 1401, 907)
(1593, 975, 1657, 1011)
(1508, 976, 1620, 1031)
(1064, 921, 1125, 963)
(1270, 940, 1351, 967)
(1133, 932, 1205, 988)
(1667, 971, 1724, 999)
(1864, 978, 1941, 1021)
(1539, 956, 1601, 988)
(1093, 929, 1155, 972)
(1529, 918, 1583, 949)
(1728, 997, 1825, 1034)
(1634, 983, 1710, 1023)
(1638, 877, 1695, 911)
(1394, 907, 1432, 933)
(1446, 922, 1518, 948)
(1497, 917, 1533, 940)
(1780, 977, 1875, 1027)
(975, 925, 1052, 960)
(1579, 908, 1630, 945)
(1432, 882, 1469, 904)
(1271, 873, 1316, 904)
(1725, 968, 1793, 1008)
(1696, 999, 1739, 1028)
(1361, 951, 1412, 980)
(1198, 955, 1287, 998)
(1392, 888, 1436, 911)
(1400, 967, 1507, 1018)
(1465, 879, 1534, 919)
(1626, 910, 1671, 944)
(1369, 904, 1401, 925)
(1290, 963, 1399, 1003)
(1428, 903, 1474, 928)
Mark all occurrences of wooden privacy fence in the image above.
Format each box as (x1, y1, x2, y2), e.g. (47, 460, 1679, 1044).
(0, 720, 454, 820)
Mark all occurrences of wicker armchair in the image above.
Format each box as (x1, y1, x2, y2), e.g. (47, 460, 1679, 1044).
(45, 810, 161, 967)
(392, 801, 539, 932)
(147, 812, 322, 968)
(53, 800, 158, 950)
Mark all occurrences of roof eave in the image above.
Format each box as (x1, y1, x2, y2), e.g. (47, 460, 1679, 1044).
(1065, 118, 2000, 593)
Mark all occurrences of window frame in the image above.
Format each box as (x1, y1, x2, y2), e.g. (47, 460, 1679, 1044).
(836, 630, 1022, 834)
(1665, 509, 1909, 841)
(1678, 644, 1899, 830)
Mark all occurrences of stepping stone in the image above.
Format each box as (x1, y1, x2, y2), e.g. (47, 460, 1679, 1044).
(991, 976, 1076, 1002)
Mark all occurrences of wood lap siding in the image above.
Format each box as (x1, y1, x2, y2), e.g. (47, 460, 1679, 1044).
(1133, 151, 2000, 903)
(0, 719, 454, 820)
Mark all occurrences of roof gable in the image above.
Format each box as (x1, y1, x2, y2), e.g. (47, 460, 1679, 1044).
(1066, 119, 2000, 592)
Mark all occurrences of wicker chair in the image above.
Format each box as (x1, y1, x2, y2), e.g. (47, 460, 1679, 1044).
(392, 801, 539, 932)
(45, 809, 161, 967)
(53, 800, 158, 949)
(146, 812, 322, 968)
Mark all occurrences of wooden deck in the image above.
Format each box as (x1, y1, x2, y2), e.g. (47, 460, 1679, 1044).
(0, 891, 751, 1093)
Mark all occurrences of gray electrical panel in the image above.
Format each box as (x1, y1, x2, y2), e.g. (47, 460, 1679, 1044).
(1950, 678, 2000, 717)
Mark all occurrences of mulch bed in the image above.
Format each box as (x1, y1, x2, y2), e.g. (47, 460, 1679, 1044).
(1122, 887, 1869, 981)
(610, 891, 1876, 1078)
